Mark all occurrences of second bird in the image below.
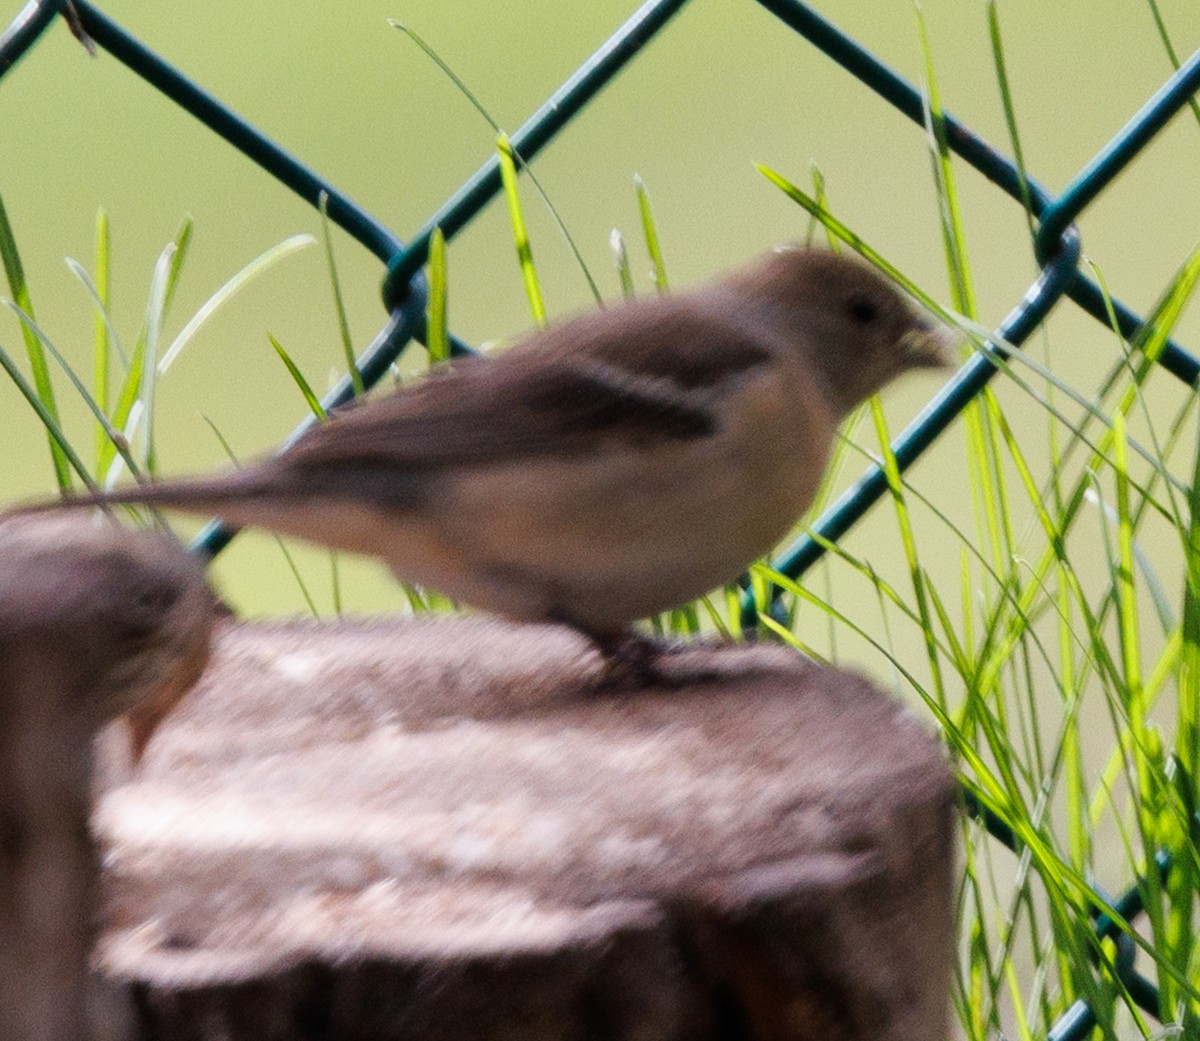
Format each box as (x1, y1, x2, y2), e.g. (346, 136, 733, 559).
(28, 247, 953, 644)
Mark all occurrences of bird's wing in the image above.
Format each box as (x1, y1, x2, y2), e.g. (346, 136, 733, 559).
(284, 305, 772, 478)
(549, 295, 775, 390)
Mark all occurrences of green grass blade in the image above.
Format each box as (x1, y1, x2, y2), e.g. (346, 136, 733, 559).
(809, 164, 836, 250)
(158, 216, 194, 321)
(329, 553, 343, 618)
(426, 227, 450, 366)
(0, 192, 70, 488)
(201, 414, 321, 618)
(757, 166, 943, 314)
(105, 342, 145, 481)
(869, 397, 946, 704)
(0, 340, 95, 490)
(918, 9, 1032, 762)
(963, 327, 1187, 503)
(158, 232, 315, 375)
(1088, 257, 1190, 530)
(915, 4, 976, 318)
(317, 193, 363, 396)
(93, 207, 112, 461)
(1144, 0, 1200, 127)
(634, 174, 668, 293)
(269, 334, 327, 421)
(985, 2, 1037, 232)
(610, 228, 635, 300)
(102, 220, 195, 479)
(497, 133, 546, 327)
(1086, 487, 1177, 634)
(139, 242, 174, 470)
(1170, 399, 1200, 1024)
(391, 21, 601, 304)
(390, 19, 498, 129)
(65, 257, 128, 371)
(4, 301, 143, 484)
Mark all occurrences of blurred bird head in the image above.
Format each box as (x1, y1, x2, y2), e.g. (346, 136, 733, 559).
(725, 245, 957, 416)
(0, 515, 217, 764)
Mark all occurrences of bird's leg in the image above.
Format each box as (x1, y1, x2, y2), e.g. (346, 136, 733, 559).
(585, 628, 668, 690)
(551, 619, 703, 691)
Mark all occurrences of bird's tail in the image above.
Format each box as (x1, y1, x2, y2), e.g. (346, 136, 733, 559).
(7, 469, 275, 521)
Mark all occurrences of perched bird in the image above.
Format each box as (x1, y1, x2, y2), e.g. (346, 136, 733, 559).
(17, 247, 951, 657)
(0, 514, 216, 762)
(0, 516, 214, 1041)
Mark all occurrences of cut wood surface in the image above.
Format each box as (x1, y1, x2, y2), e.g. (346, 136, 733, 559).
(90, 617, 955, 1041)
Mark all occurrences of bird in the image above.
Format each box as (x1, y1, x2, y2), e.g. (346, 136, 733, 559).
(14, 247, 952, 667)
(0, 515, 214, 1041)
(0, 514, 216, 762)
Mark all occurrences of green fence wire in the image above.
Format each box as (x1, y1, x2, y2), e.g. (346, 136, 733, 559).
(3, 1, 1199, 1036)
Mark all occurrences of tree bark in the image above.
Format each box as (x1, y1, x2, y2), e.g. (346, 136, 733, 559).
(88, 617, 955, 1041)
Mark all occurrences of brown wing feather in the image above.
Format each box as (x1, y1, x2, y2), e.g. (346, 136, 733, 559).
(285, 299, 771, 476)
(532, 295, 775, 387)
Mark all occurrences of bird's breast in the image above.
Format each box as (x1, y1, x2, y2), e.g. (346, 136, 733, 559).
(406, 364, 837, 628)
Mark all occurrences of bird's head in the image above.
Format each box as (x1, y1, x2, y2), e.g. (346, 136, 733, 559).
(0, 515, 217, 764)
(728, 246, 957, 417)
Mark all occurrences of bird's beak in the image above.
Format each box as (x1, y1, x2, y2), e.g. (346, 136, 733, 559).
(902, 313, 960, 369)
(125, 707, 161, 767)
(122, 631, 213, 768)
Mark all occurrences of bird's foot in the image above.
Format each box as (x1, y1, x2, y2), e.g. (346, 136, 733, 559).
(575, 628, 724, 692)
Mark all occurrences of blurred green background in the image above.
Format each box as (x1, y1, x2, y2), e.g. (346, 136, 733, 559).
(1, 0, 1198, 630)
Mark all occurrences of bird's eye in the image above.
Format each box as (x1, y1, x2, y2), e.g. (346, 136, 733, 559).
(846, 294, 879, 324)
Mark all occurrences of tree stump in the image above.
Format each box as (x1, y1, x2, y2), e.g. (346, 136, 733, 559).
(89, 617, 956, 1041)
